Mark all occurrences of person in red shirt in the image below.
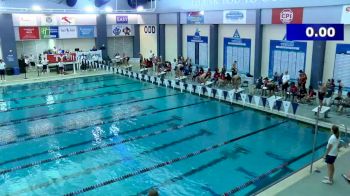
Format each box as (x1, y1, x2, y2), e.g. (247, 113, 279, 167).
(212, 68, 220, 84)
(289, 82, 298, 102)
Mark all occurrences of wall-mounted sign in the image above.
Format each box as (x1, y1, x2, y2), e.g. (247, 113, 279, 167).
(112, 25, 133, 36)
(41, 15, 58, 26)
(143, 25, 156, 34)
(272, 8, 303, 24)
(19, 27, 40, 40)
(116, 15, 128, 24)
(78, 26, 95, 38)
(19, 15, 38, 26)
(59, 16, 76, 25)
(341, 5, 350, 24)
(187, 12, 204, 24)
(187, 29, 208, 68)
(59, 26, 77, 38)
(40, 26, 59, 39)
(223, 10, 247, 24)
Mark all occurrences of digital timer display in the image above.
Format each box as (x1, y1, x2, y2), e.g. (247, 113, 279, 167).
(286, 24, 344, 41)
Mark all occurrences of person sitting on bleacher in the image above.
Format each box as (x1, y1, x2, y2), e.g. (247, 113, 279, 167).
(211, 68, 220, 84)
(192, 67, 203, 81)
(288, 82, 298, 102)
(297, 86, 307, 102)
(305, 85, 316, 103)
(337, 92, 350, 112)
(198, 68, 211, 84)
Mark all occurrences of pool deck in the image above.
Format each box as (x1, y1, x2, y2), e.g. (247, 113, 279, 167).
(1, 65, 349, 195)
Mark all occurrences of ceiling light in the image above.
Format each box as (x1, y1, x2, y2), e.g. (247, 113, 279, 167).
(105, 7, 113, 13)
(136, 6, 144, 12)
(85, 6, 95, 12)
(32, 5, 42, 11)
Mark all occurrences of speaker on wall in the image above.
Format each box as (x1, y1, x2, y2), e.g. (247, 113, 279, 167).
(66, 0, 78, 7)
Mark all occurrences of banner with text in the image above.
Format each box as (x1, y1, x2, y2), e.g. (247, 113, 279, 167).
(19, 27, 40, 40)
(272, 8, 303, 24)
(40, 26, 59, 39)
(187, 12, 204, 24)
(76, 50, 103, 61)
(223, 10, 247, 24)
(78, 26, 95, 38)
(59, 26, 78, 39)
(46, 53, 77, 64)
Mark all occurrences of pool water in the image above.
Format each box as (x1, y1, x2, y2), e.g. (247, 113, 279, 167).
(0, 74, 329, 195)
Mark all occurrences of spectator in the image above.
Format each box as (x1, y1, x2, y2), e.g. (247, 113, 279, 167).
(298, 70, 307, 91)
(0, 59, 6, 81)
(305, 85, 316, 103)
(192, 67, 203, 81)
(322, 125, 340, 185)
(337, 92, 350, 112)
(42, 57, 49, 74)
(231, 61, 238, 77)
(198, 68, 211, 84)
(212, 68, 220, 83)
(289, 82, 298, 102)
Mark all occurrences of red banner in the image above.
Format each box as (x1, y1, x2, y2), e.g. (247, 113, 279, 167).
(272, 8, 303, 24)
(46, 53, 77, 64)
(19, 27, 40, 40)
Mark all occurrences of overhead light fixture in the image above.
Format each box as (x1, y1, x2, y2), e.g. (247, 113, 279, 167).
(32, 5, 42, 11)
(136, 6, 144, 12)
(85, 6, 95, 12)
(105, 6, 113, 13)
(200, 11, 204, 15)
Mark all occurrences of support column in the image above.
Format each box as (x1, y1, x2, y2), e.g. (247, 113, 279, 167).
(158, 24, 166, 60)
(177, 12, 183, 58)
(209, 24, 218, 70)
(310, 41, 326, 88)
(96, 14, 108, 59)
(254, 9, 263, 80)
(156, 14, 161, 57)
(133, 24, 140, 58)
(0, 14, 18, 68)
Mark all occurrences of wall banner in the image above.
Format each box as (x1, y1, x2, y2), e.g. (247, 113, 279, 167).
(269, 40, 307, 80)
(19, 27, 40, 40)
(19, 15, 38, 26)
(40, 26, 59, 39)
(59, 16, 76, 25)
(76, 50, 103, 61)
(272, 8, 303, 24)
(78, 26, 95, 38)
(223, 29, 251, 73)
(223, 10, 247, 24)
(187, 29, 208, 68)
(334, 44, 350, 89)
(116, 15, 129, 24)
(41, 15, 58, 26)
(112, 25, 133, 36)
(187, 12, 204, 24)
(59, 26, 78, 39)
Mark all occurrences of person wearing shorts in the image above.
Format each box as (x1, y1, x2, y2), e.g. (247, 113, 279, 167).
(0, 59, 6, 81)
(282, 71, 290, 98)
(318, 83, 327, 109)
(322, 125, 340, 185)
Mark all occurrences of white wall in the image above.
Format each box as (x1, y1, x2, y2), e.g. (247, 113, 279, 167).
(16, 38, 96, 58)
(140, 25, 157, 58)
(182, 24, 210, 60)
(107, 37, 134, 58)
(323, 25, 350, 82)
(218, 24, 256, 73)
(261, 25, 314, 86)
(165, 25, 178, 62)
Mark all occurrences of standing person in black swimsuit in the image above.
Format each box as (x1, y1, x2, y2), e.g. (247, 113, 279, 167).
(318, 83, 327, 109)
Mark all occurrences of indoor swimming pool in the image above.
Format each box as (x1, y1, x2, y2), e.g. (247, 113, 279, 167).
(0, 74, 329, 195)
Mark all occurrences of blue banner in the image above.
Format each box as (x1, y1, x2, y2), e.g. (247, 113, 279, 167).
(187, 12, 204, 24)
(49, 26, 59, 39)
(78, 26, 95, 38)
(287, 24, 344, 41)
(223, 35, 251, 73)
(269, 40, 307, 80)
(187, 31, 209, 68)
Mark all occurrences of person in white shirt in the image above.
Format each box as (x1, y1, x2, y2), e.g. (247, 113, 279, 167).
(0, 59, 6, 81)
(282, 71, 290, 98)
(322, 125, 340, 185)
(42, 57, 49, 74)
(58, 60, 64, 75)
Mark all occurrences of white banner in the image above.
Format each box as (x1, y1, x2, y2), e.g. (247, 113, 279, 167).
(223, 10, 247, 24)
(164, 79, 169, 87)
(267, 97, 276, 110)
(217, 89, 223, 100)
(19, 15, 38, 26)
(76, 50, 102, 62)
(197, 85, 203, 96)
(206, 87, 212, 97)
(228, 91, 235, 102)
(283, 101, 291, 114)
(341, 5, 350, 24)
(171, 80, 176, 89)
(187, 84, 194, 93)
(59, 26, 77, 39)
(240, 93, 247, 104)
(41, 15, 58, 26)
(157, 77, 162, 86)
(180, 82, 185, 92)
(254, 96, 260, 107)
(59, 16, 76, 25)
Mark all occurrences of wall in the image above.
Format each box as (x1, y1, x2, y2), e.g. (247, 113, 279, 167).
(165, 25, 178, 62)
(107, 37, 134, 58)
(323, 25, 350, 82)
(261, 25, 314, 86)
(140, 25, 158, 58)
(182, 25, 210, 61)
(218, 24, 256, 73)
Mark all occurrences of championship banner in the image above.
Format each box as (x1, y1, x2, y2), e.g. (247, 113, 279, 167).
(76, 50, 103, 61)
(272, 8, 303, 24)
(187, 12, 204, 24)
(19, 27, 40, 40)
(78, 26, 95, 38)
(46, 53, 77, 64)
(112, 25, 133, 36)
(223, 10, 247, 24)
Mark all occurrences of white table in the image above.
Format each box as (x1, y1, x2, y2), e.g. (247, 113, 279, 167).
(312, 106, 330, 118)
